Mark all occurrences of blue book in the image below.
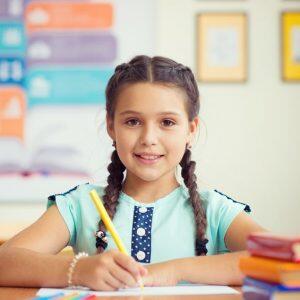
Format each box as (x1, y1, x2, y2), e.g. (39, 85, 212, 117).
(243, 277, 300, 300)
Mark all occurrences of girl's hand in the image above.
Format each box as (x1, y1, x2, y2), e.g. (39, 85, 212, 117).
(143, 261, 180, 287)
(73, 249, 147, 291)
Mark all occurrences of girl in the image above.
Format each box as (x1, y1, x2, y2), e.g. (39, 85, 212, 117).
(0, 55, 264, 291)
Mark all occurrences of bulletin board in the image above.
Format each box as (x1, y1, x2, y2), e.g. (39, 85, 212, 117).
(0, 0, 156, 202)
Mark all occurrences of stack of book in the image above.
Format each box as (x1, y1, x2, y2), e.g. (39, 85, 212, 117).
(240, 232, 300, 300)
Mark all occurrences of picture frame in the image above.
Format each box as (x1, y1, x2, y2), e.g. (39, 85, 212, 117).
(196, 13, 247, 82)
(281, 12, 300, 81)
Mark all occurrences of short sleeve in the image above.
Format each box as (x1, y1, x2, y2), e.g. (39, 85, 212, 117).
(47, 185, 82, 247)
(203, 189, 251, 254)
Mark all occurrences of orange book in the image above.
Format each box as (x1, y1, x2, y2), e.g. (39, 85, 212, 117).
(240, 256, 300, 287)
(0, 87, 25, 140)
(25, 2, 113, 31)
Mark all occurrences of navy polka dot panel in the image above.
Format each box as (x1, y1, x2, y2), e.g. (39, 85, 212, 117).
(131, 206, 154, 263)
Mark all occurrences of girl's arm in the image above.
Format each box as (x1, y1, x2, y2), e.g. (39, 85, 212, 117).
(0, 205, 73, 287)
(0, 205, 146, 289)
(145, 212, 266, 286)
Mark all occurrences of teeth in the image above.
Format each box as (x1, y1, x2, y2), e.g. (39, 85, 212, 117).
(139, 155, 160, 160)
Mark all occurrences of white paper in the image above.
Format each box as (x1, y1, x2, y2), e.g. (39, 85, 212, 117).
(292, 26, 300, 63)
(37, 284, 239, 297)
(207, 27, 238, 67)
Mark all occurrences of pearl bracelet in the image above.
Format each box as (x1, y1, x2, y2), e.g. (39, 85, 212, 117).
(67, 252, 89, 288)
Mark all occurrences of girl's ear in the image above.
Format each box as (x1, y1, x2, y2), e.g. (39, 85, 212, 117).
(106, 115, 116, 141)
(187, 116, 200, 145)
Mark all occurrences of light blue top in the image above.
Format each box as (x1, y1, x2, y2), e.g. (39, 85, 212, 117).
(47, 183, 250, 264)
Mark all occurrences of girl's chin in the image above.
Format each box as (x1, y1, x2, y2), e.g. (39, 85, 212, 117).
(130, 170, 165, 182)
(135, 174, 163, 182)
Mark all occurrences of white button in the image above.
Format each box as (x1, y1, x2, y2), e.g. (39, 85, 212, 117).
(136, 251, 146, 260)
(137, 227, 146, 236)
(139, 207, 147, 213)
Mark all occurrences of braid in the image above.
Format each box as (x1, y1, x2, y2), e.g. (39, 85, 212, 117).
(115, 62, 131, 73)
(180, 148, 208, 255)
(96, 149, 125, 253)
(173, 63, 190, 72)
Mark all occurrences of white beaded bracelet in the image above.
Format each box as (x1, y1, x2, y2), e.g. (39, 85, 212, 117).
(67, 252, 89, 288)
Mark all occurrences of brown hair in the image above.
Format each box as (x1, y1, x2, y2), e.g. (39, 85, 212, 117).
(97, 55, 208, 256)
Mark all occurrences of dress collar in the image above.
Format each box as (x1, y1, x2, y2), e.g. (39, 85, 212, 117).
(119, 185, 184, 208)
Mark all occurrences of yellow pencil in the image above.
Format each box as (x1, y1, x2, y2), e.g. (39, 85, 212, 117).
(89, 189, 144, 289)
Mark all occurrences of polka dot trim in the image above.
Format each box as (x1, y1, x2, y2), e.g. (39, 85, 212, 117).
(131, 206, 154, 264)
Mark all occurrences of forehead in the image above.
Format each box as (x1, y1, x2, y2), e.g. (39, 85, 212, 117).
(114, 82, 188, 116)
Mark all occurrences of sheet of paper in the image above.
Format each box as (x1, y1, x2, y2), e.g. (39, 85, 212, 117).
(37, 284, 239, 297)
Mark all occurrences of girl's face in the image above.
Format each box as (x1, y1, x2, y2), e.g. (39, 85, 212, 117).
(107, 82, 199, 183)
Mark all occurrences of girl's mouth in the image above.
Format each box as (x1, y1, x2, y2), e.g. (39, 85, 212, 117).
(134, 153, 164, 165)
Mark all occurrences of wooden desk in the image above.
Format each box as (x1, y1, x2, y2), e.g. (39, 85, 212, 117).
(0, 222, 73, 255)
(0, 287, 242, 300)
(0, 222, 29, 246)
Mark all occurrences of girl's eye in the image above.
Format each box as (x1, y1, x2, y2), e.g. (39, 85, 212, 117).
(125, 118, 141, 126)
(161, 119, 176, 127)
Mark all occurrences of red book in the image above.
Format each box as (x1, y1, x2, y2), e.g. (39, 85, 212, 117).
(247, 232, 300, 262)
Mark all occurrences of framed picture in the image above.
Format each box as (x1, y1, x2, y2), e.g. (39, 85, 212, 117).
(196, 13, 247, 82)
(282, 12, 300, 81)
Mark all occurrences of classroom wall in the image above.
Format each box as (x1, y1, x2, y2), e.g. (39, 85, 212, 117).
(1, 0, 299, 236)
(156, 0, 300, 234)
(0, 0, 157, 230)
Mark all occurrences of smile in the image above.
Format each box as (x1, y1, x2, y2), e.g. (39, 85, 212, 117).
(134, 153, 164, 164)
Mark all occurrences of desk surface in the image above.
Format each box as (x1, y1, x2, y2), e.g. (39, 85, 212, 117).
(0, 287, 242, 300)
(0, 222, 30, 245)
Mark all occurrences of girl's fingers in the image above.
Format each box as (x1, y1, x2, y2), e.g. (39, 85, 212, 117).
(98, 280, 116, 291)
(110, 264, 137, 287)
(114, 254, 143, 280)
(105, 272, 124, 289)
(139, 265, 148, 276)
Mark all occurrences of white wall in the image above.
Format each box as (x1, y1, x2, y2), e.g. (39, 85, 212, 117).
(1, 0, 300, 236)
(156, 0, 300, 234)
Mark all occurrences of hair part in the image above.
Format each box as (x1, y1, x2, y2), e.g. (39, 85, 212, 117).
(97, 55, 208, 256)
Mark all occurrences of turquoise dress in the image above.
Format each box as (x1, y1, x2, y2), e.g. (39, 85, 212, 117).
(47, 183, 250, 263)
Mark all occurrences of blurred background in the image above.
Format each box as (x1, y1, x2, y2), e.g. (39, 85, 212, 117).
(0, 0, 299, 245)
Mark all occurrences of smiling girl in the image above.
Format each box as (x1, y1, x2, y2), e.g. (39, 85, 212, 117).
(0, 55, 264, 290)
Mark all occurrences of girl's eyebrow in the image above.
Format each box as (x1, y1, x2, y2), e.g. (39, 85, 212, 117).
(119, 110, 181, 116)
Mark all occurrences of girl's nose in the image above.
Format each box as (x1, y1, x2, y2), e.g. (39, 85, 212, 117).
(139, 124, 158, 146)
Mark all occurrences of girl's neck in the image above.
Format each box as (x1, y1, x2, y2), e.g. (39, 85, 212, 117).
(122, 173, 180, 204)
